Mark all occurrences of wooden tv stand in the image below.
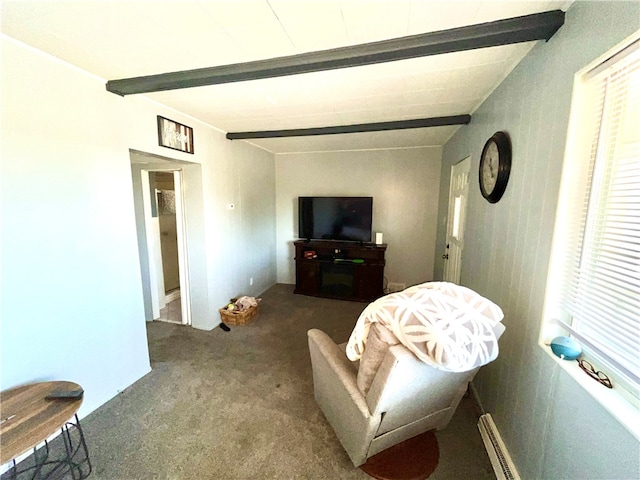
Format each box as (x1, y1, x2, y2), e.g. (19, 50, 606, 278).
(294, 240, 386, 302)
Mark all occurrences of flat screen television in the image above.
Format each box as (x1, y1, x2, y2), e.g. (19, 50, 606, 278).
(298, 196, 373, 242)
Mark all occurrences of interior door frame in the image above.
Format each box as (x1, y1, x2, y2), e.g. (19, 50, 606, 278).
(131, 150, 196, 327)
(172, 170, 191, 325)
(144, 168, 192, 326)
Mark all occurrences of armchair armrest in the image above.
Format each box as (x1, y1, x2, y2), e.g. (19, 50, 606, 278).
(307, 329, 380, 466)
(307, 329, 370, 416)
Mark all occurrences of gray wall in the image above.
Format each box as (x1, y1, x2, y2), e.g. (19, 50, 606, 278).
(275, 147, 442, 288)
(433, 2, 640, 479)
(1, 34, 277, 421)
(208, 138, 277, 300)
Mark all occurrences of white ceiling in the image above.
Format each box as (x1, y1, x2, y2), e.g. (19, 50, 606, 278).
(1, 0, 572, 154)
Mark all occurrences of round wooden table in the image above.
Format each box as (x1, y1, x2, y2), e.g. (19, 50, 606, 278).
(0, 381, 91, 479)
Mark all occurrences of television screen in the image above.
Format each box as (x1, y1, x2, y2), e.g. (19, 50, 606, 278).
(298, 197, 373, 242)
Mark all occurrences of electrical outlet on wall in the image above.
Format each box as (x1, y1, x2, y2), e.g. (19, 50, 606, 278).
(388, 283, 406, 293)
(249, 277, 254, 286)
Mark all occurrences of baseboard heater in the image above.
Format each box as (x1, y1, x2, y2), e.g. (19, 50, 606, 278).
(478, 414, 520, 480)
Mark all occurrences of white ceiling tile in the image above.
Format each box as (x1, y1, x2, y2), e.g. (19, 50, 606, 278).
(1, 0, 62, 23)
(268, 0, 348, 52)
(250, 126, 457, 154)
(394, 71, 453, 91)
(197, 0, 276, 29)
(376, 99, 472, 118)
(387, 101, 474, 118)
(225, 25, 295, 59)
(407, 1, 481, 34)
(334, 109, 385, 124)
(208, 120, 243, 132)
(1, 0, 558, 153)
(339, 0, 412, 44)
(268, 102, 337, 118)
(30, 2, 212, 46)
(97, 31, 243, 78)
(284, 27, 349, 53)
(198, 1, 295, 60)
(473, 1, 565, 23)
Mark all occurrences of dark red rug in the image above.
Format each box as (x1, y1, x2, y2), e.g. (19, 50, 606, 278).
(360, 430, 439, 480)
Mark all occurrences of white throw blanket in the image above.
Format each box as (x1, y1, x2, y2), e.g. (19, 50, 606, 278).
(346, 282, 504, 372)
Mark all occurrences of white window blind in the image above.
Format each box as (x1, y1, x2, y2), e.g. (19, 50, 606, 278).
(554, 40, 640, 392)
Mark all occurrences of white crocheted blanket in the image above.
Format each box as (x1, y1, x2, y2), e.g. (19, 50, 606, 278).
(346, 282, 504, 372)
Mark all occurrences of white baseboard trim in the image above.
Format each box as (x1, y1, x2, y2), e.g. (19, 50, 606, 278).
(165, 289, 180, 303)
(478, 413, 520, 480)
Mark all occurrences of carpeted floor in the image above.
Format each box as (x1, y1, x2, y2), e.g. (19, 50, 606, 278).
(81, 284, 496, 479)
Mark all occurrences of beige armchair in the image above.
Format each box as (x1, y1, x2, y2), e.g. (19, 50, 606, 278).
(308, 322, 504, 467)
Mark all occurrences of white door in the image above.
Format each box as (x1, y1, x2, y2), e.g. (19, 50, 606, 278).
(443, 157, 471, 284)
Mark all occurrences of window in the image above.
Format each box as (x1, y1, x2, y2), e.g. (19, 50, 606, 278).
(452, 196, 462, 239)
(542, 34, 640, 424)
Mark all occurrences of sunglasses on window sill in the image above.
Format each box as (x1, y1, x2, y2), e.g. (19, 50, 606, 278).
(576, 359, 613, 389)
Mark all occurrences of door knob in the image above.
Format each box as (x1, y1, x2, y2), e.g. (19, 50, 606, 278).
(442, 254, 449, 259)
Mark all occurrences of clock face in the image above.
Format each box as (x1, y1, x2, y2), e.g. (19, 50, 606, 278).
(481, 141, 499, 194)
(479, 131, 512, 203)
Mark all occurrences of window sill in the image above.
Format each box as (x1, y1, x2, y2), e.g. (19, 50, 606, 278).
(540, 343, 640, 441)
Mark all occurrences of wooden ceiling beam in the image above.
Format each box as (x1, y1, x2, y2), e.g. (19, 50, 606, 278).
(106, 10, 564, 96)
(225, 115, 471, 140)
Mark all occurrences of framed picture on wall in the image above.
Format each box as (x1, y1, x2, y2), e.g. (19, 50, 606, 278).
(157, 115, 194, 154)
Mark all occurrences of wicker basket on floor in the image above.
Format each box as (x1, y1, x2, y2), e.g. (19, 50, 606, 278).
(219, 305, 258, 326)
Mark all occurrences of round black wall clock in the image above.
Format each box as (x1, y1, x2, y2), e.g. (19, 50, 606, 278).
(479, 131, 512, 203)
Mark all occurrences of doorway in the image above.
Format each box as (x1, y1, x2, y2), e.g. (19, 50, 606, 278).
(130, 151, 192, 326)
(143, 169, 191, 325)
(155, 171, 183, 324)
(443, 156, 471, 284)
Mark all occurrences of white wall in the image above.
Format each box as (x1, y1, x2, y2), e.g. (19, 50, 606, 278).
(275, 147, 442, 288)
(0, 36, 277, 419)
(123, 90, 277, 318)
(203, 138, 277, 302)
(433, 2, 640, 479)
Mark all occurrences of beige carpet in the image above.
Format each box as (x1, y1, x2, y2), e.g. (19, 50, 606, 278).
(80, 284, 496, 479)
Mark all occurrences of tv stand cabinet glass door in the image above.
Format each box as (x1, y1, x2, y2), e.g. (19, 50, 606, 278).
(293, 240, 386, 302)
